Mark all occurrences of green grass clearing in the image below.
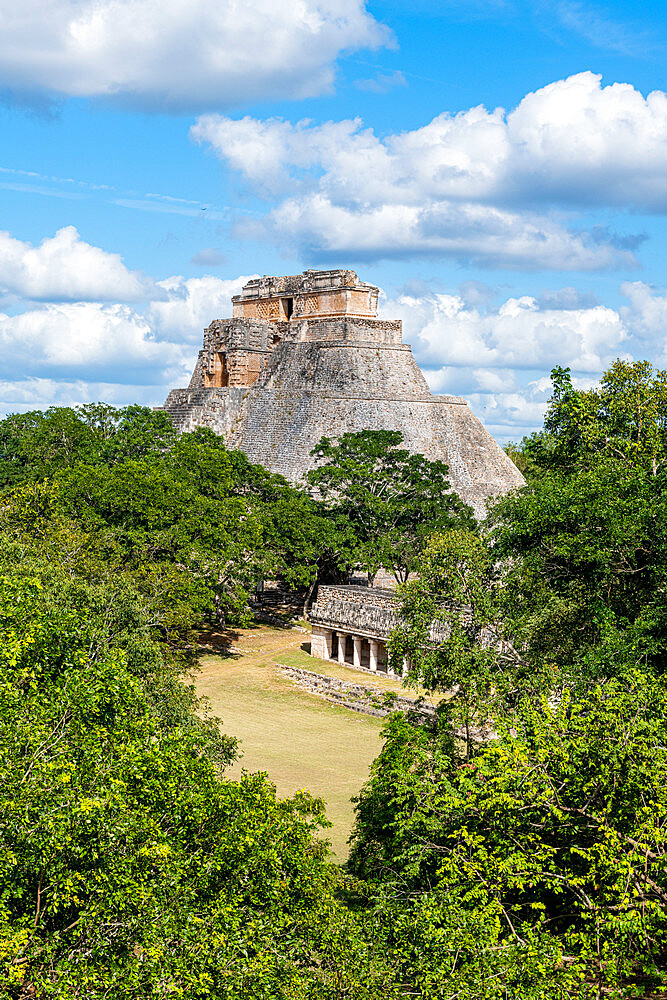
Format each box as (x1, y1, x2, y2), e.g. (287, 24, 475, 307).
(194, 623, 387, 860)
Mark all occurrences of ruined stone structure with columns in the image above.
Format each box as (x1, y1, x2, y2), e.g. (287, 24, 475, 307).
(308, 584, 451, 677)
(309, 585, 406, 676)
(162, 268, 524, 674)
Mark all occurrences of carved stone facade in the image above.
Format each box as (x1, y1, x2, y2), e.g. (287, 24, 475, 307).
(162, 268, 524, 518)
(232, 269, 379, 321)
(309, 584, 450, 676)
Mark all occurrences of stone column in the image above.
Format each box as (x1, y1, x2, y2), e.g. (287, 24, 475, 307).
(337, 632, 347, 665)
(402, 655, 410, 678)
(353, 636, 362, 669)
(309, 626, 329, 661)
(323, 629, 333, 660)
(369, 640, 378, 672)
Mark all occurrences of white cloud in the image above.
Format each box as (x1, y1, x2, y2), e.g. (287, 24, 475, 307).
(0, 377, 170, 413)
(0, 227, 157, 301)
(0, 0, 390, 111)
(199, 72, 667, 212)
(382, 290, 630, 372)
(467, 387, 552, 439)
(147, 274, 256, 341)
(262, 196, 625, 270)
(0, 302, 190, 382)
(194, 72, 667, 267)
(620, 280, 667, 338)
(464, 370, 602, 441)
(379, 286, 638, 440)
(0, 269, 260, 390)
(504, 73, 667, 210)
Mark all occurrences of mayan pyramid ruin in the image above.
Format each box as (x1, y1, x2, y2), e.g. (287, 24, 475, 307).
(162, 269, 524, 515)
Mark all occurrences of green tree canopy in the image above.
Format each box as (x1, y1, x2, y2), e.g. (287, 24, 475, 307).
(348, 673, 667, 997)
(307, 429, 474, 584)
(0, 569, 392, 999)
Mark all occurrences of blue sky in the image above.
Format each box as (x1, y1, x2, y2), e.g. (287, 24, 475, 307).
(2, 0, 667, 440)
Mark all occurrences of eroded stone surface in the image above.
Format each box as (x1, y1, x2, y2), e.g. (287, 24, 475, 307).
(162, 269, 524, 515)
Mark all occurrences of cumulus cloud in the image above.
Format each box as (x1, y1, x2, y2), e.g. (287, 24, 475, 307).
(382, 290, 630, 372)
(193, 72, 667, 267)
(464, 370, 603, 440)
(0, 227, 157, 302)
(381, 276, 667, 438)
(504, 73, 667, 210)
(376, 285, 641, 440)
(264, 197, 626, 270)
(0, 377, 170, 413)
(0, 220, 256, 400)
(0, 303, 190, 383)
(0, 0, 390, 111)
(620, 281, 667, 338)
(147, 274, 254, 341)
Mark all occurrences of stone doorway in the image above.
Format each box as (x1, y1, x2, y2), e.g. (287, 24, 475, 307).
(282, 297, 294, 320)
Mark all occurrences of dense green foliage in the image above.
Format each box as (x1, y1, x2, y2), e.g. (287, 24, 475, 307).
(0, 405, 343, 631)
(4, 369, 667, 998)
(307, 429, 474, 583)
(0, 451, 387, 998)
(348, 360, 667, 995)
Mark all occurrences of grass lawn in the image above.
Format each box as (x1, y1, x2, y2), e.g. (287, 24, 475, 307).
(194, 623, 388, 860)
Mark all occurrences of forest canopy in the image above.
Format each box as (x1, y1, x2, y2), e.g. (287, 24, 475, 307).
(3, 361, 667, 998)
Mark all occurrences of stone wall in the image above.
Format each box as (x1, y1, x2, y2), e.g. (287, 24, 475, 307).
(191, 318, 275, 389)
(279, 664, 434, 720)
(255, 339, 429, 396)
(310, 585, 399, 640)
(309, 585, 451, 644)
(165, 381, 524, 516)
(281, 316, 402, 345)
(232, 268, 379, 320)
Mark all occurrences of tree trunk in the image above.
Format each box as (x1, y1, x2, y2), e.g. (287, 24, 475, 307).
(302, 577, 318, 620)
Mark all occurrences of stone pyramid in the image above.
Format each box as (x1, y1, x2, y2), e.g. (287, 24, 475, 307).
(162, 269, 524, 516)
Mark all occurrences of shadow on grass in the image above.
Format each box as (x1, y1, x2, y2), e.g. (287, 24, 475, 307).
(251, 606, 297, 629)
(198, 626, 243, 658)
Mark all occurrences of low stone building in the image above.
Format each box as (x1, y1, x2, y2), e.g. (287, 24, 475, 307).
(309, 584, 450, 676)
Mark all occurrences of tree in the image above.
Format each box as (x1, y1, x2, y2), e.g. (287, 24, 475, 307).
(349, 358, 667, 994)
(0, 572, 391, 999)
(530, 361, 667, 475)
(348, 674, 667, 997)
(389, 528, 549, 758)
(0, 405, 180, 487)
(307, 429, 474, 584)
(487, 362, 667, 684)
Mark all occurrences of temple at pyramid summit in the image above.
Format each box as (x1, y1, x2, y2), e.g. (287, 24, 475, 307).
(162, 269, 524, 516)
